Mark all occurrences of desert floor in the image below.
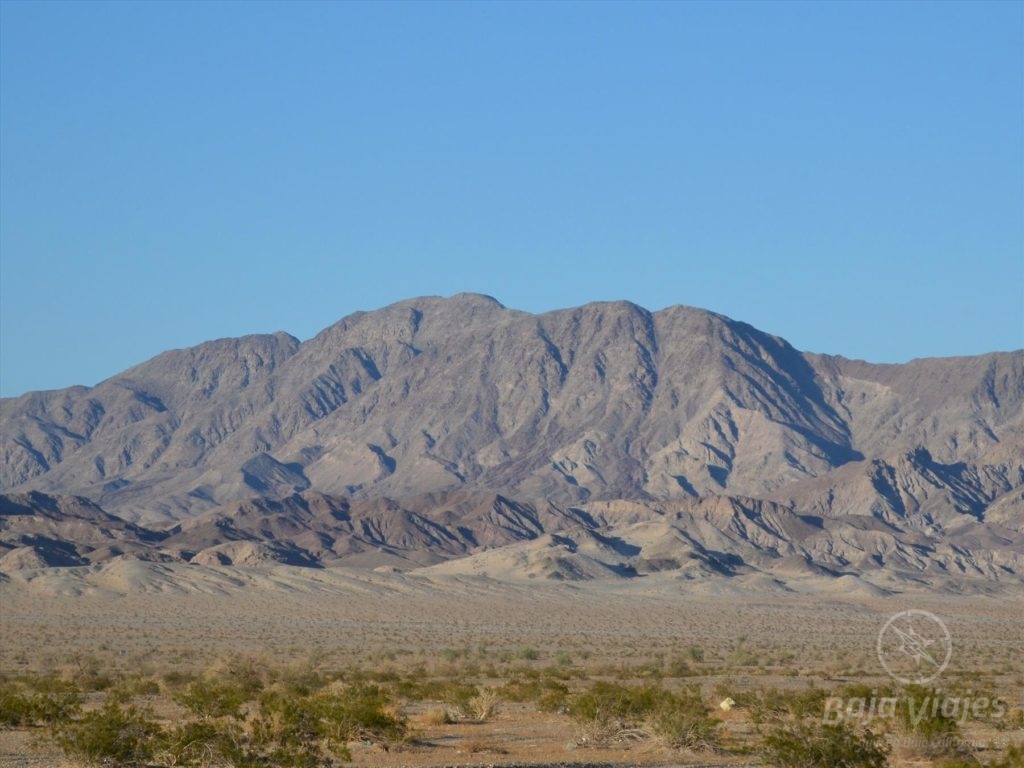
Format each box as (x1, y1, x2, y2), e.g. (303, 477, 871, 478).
(1, 562, 1021, 767)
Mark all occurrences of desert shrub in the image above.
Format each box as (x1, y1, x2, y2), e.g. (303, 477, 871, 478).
(537, 683, 570, 713)
(648, 686, 718, 750)
(394, 676, 473, 708)
(896, 684, 963, 757)
(53, 700, 163, 765)
(328, 683, 406, 743)
(107, 675, 163, 704)
(781, 687, 829, 719)
(468, 687, 501, 721)
(0, 678, 81, 726)
(438, 682, 480, 719)
(496, 677, 543, 703)
(162, 669, 198, 689)
(273, 662, 328, 697)
(567, 682, 718, 749)
(665, 655, 693, 678)
(612, 661, 665, 680)
(66, 654, 114, 692)
(729, 647, 760, 667)
(175, 679, 248, 720)
(741, 686, 828, 723)
(943, 743, 1024, 768)
(567, 681, 665, 724)
(249, 690, 352, 766)
(440, 647, 466, 662)
(763, 721, 889, 768)
(0, 687, 35, 727)
(994, 707, 1024, 732)
(130, 677, 162, 697)
(993, 744, 1024, 768)
(497, 676, 568, 711)
(420, 707, 453, 726)
(207, 655, 266, 698)
(462, 736, 508, 755)
(840, 683, 897, 701)
(248, 682, 405, 765)
(158, 719, 246, 767)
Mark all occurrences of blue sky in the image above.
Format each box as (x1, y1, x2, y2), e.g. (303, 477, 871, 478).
(1, 0, 1021, 397)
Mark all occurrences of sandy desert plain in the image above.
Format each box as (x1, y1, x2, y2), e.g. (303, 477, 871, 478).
(0, 562, 1021, 768)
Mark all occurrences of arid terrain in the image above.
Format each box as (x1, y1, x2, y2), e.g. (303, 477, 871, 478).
(1, 296, 1021, 766)
(1, 562, 1022, 766)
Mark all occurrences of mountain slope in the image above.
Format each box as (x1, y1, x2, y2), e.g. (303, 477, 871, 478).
(0, 294, 1020, 586)
(5, 295, 1019, 527)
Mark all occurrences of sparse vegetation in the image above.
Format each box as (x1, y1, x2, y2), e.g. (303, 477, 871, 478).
(1, 589, 1020, 768)
(0, 677, 81, 726)
(566, 681, 718, 749)
(0, 652, 1015, 767)
(54, 700, 163, 765)
(763, 721, 889, 768)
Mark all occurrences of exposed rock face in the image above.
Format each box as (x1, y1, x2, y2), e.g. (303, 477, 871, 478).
(1, 295, 1021, 585)
(0, 491, 166, 571)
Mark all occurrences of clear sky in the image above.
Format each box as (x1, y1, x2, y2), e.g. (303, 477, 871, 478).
(1, 0, 1022, 397)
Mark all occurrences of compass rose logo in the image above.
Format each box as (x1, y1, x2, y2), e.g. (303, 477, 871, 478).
(877, 609, 952, 684)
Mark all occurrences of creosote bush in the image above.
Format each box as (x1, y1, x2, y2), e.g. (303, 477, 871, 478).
(0, 677, 81, 727)
(8, 656, 1016, 766)
(247, 682, 406, 766)
(648, 686, 718, 750)
(567, 681, 718, 749)
(159, 718, 246, 767)
(175, 679, 248, 720)
(763, 721, 889, 768)
(54, 701, 163, 765)
(43, 669, 406, 767)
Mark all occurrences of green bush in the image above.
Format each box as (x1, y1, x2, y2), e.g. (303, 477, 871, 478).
(247, 683, 406, 765)
(159, 719, 246, 767)
(53, 701, 163, 765)
(763, 721, 889, 768)
(567, 682, 718, 749)
(896, 684, 962, 757)
(0, 678, 81, 726)
(648, 685, 718, 750)
(175, 678, 248, 720)
(567, 681, 665, 724)
(0, 686, 37, 727)
(537, 683, 570, 713)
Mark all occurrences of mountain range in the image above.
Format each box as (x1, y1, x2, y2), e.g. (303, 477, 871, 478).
(2, 294, 1021, 587)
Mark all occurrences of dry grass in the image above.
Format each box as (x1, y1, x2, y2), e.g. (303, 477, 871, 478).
(418, 707, 453, 727)
(467, 687, 500, 722)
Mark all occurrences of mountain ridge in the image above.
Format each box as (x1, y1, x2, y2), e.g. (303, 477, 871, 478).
(2, 295, 1021, 587)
